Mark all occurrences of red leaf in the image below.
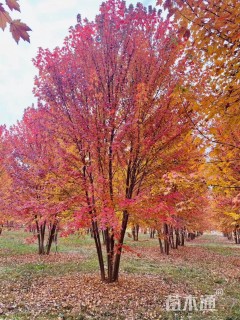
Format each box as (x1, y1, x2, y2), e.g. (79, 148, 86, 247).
(10, 19, 31, 43)
(0, 4, 11, 30)
(5, 0, 20, 12)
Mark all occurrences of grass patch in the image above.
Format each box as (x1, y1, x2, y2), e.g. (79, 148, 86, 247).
(0, 230, 37, 255)
(206, 246, 240, 256)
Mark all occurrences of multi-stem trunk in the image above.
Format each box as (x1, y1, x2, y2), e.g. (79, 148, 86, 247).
(92, 210, 129, 283)
(35, 218, 46, 255)
(132, 224, 139, 241)
(46, 222, 58, 255)
(105, 227, 115, 282)
(92, 219, 106, 281)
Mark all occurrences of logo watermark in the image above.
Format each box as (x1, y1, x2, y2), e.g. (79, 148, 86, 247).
(165, 289, 223, 313)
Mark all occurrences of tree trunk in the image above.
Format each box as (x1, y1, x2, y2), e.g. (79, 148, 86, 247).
(112, 210, 129, 282)
(135, 224, 139, 241)
(150, 228, 155, 239)
(92, 219, 106, 281)
(105, 228, 115, 282)
(102, 230, 106, 245)
(233, 228, 238, 244)
(36, 219, 46, 255)
(46, 222, 57, 255)
(132, 224, 139, 241)
(157, 230, 164, 254)
(175, 228, 180, 249)
(132, 226, 136, 241)
(169, 226, 175, 249)
(180, 228, 185, 246)
(163, 223, 170, 255)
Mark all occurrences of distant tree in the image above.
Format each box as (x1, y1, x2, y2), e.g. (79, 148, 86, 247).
(4, 107, 80, 254)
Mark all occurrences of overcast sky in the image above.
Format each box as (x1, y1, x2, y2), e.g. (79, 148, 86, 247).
(0, 0, 154, 127)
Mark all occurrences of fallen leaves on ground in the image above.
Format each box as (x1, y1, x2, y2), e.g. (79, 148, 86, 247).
(0, 235, 239, 319)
